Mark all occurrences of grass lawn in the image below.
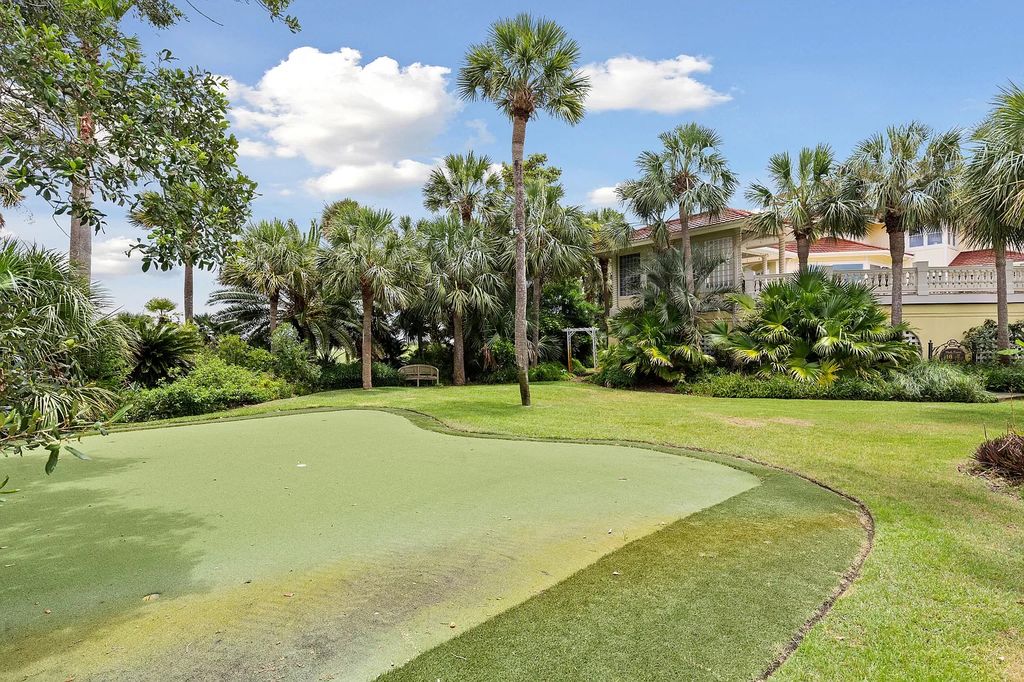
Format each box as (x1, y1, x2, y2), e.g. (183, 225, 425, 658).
(2, 408, 847, 680)
(140, 382, 1024, 680)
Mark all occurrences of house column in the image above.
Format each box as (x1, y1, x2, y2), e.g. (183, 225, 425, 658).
(731, 233, 742, 287)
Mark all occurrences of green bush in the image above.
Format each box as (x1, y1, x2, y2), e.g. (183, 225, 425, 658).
(570, 357, 587, 375)
(318, 361, 402, 390)
(963, 319, 1024, 363)
(973, 363, 1024, 392)
(530, 362, 571, 382)
(270, 324, 321, 390)
(590, 363, 636, 389)
(125, 355, 291, 421)
(680, 363, 994, 403)
(123, 315, 202, 387)
(215, 334, 274, 372)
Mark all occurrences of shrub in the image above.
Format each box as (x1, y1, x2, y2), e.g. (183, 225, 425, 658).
(570, 357, 587, 375)
(591, 363, 636, 389)
(123, 316, 201, 387)
(215, 334, 274, 372)
(973, 430, 1024, 481)
(270, 324, 321, 390)
(125, 355, 291, 421)
(963, 319, 1024, 363)
(530, 362, 571, 382)
(318, 361, 402, 390)
(973, 363, 1024, 392)
(680, 364, 994, 403)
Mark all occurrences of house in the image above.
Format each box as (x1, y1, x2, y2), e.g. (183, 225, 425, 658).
(604, 208, 1024, 357)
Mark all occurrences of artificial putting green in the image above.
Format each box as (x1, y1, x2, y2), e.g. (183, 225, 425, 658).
(1, 410, 761, 680)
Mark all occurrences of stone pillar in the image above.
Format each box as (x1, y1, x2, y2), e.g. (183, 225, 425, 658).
(914, 260, 930, 296)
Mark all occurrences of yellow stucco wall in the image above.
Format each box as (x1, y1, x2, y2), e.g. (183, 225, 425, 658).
(886, 303, 1024, 350)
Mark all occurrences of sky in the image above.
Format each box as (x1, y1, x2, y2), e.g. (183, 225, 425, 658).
(6, 0, 1023, 313)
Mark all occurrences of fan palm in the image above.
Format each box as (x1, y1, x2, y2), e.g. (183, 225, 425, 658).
(459, 13, 590, 406)
(586, 208, 631, 330)
(845, 122, 962, 325)
(318, 207, 422, 389)
(746, 145, 869, 274)
(220, 219, 307, 334)
(618, 123, 738, 293)
(423, 152, 501, 225)
(959, 85, 1024, 351)
(419, 216, 503, 385)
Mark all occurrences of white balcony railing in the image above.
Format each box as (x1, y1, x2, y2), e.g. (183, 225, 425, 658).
(745, 261, 1022, 300)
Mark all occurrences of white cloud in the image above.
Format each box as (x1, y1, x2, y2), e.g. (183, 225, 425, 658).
(227, 46, 459, 195)
(0, 226, 16, 240)
(92, 236, 136, 276)
(583, 55, 731, 113)
(306, 159, 434, 195)
(237, 137, 273, 158)
(587, 185, 622, 207)
(465, 118, 495, 148)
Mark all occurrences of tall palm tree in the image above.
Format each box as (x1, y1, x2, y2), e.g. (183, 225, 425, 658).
(846, 122, 962, 325)
(419, 216, 503, 385)
(318, 207, 422, 389)
(618, 123, 738, 293)
(959, 85, 1024, 351)
(423, 152, 501, 225)
(746, 145, 869, 274)
(220, 219, 306, 334)
(586, 207, 631, 331)
(459, 14, 590, 406)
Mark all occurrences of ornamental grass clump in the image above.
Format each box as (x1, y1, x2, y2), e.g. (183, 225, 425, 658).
(973, 430, 1024, 481)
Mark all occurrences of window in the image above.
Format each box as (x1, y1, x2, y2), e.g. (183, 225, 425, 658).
(696, 237, 734, 288)
(618, 254, 641, 296)
(908, 225, 942, 247)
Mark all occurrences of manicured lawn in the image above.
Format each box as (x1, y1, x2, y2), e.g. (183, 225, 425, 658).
(3, 408, 836, 680)
(155, 382, 1024, 680)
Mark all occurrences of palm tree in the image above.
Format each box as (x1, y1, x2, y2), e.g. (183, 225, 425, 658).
(459, 14, 590, 406)
(618, 123, 738, 293)
(586, 208, 631, 331)
(846, 123, 962, 325)
(419, 216, 503, 385)
(746, 145, 869, 274)
(220, 219, 306, 334)
(423, 152, 501, 225)
(959, 85, 1024, 351)
(318, 207, 422, 389)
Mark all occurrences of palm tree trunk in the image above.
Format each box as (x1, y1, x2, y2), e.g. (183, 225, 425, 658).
(996, 240, 1010, 355)
(531, 273, 542, 367)
(885, 211, 905, 326)
(452, 310, 466, 385)
(600, 257, 611, 332)
(69, 40, 98, 279)
(795, 233, 811, 274)
(678, 202, 694, 293)
(512, 114, 531, 406)
(777, 233, 787, 274)
(269, 290, 280, 334)
(183, 259, 194, 323)
(360, 283, 373, 390)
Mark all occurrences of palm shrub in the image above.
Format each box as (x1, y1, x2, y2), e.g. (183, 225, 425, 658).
(123, 315, 201, 387)
(269, 323, 321, 390)
(710, 269, 918, 384)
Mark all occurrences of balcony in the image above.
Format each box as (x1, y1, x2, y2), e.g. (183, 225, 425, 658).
(743, 261, 1024, 304)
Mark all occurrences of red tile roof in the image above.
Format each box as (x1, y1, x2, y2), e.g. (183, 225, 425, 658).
(784, 238, 887, 254)
(950, 249, 1024, 266)
(630, 208, 752, 241)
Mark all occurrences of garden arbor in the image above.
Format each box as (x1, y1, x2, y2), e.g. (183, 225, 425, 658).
(564, 326, 598, 371)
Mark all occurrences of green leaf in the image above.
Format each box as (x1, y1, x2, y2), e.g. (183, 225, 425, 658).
(65, 446, 92, 461)
(44, 448, 59, 475)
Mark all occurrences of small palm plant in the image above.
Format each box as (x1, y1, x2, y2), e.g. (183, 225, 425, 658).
(710, 269, 918, 384)
(318, 206, 422, 389)
(618, 123, 737, 292)
(460, 13, 590, 406)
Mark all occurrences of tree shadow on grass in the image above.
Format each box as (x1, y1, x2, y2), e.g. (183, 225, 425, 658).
(0, 457, 206, 672)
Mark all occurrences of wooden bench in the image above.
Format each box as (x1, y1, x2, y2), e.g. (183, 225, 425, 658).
(398, 364, 439, 386)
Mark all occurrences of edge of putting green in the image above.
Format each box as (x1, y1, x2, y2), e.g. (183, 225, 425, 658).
(107, 406, 872, 680)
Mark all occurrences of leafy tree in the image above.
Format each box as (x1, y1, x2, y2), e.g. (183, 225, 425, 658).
(618, 123, 738, 292)
(423, 152, 501, 225)
(959, 85, 1024, 351)
(745, 145, 868, 273)
(711, 270, 918, 385)
(269, 323, 321, 389)
(498, 152, 563, 193)
(845, 123, 962, 325)
(318, 207, 422, 389)
(459, 14, 590, 406)
(418, 216, 503, 385)
(585, 208, 631, 330)
(0, 239, 131, 483)
(144, 296, 178, 323)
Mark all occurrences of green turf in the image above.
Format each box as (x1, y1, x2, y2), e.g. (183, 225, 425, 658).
(1, 409, 768, 680)
(140, 382, 1024, 680)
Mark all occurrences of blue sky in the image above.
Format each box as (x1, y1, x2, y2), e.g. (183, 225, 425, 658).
(6, 0, 1023, 312)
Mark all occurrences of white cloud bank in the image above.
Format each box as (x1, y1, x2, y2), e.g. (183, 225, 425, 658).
(583, 55, 731, 113)
(587, 185, 622, 207)
(228, 46, 458, 194)
(92, 236, 136, 276)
